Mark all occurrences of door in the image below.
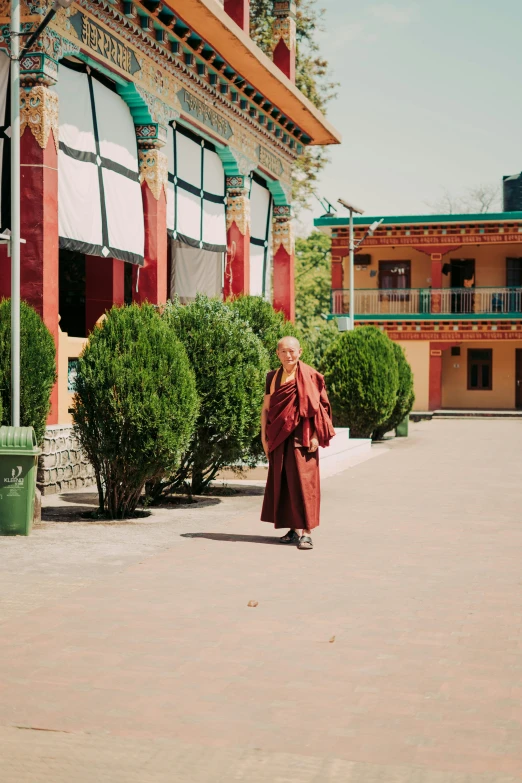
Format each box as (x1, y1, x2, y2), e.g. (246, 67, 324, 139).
(516, 350, 522, 409)
(450, 259, 475, 313)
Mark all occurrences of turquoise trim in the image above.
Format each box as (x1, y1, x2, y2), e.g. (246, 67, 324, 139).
(116, 82, 153, 124)
(69, 54, 153, 124)
(315, 211, 522, 228)
(332, 286, 522, 292)
(327, 313, 522, 322)
(215, 145, 241, 177)
(266, 179, 289, 206)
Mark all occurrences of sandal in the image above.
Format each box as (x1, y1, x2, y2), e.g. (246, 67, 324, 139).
(279, 530, 298, 544)
(298, 535, 313, 550)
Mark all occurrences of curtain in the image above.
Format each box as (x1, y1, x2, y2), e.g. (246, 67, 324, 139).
(56, 60, 144, 265)
(249, 175, 272, 298)
(170, 239, 223, 303)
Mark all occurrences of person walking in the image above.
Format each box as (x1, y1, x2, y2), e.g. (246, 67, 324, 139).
(260, 336, 335, 550)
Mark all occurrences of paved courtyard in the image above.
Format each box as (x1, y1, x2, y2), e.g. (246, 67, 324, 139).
(1, 419, 522, 782)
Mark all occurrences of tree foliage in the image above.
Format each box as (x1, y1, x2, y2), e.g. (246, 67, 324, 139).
(249, 0, 337, 210)
(294, 230, 338, 368)
(73, 304, 198, 519)
(0, 298, 57, 444)
(322, 326, 399, 438)
(425, 183, 501, 214)
(373, 343, 415, 440)
(157, 296, 270, 495)
(228, 294, 310, 370)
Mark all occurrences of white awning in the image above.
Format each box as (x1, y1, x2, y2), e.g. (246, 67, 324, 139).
(167, 123, 226, 252)
(56, 61, 144, 265)
(249, 175, 272, 298)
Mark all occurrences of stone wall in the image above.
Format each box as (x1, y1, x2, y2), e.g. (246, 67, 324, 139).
(38, 425, 96, 496)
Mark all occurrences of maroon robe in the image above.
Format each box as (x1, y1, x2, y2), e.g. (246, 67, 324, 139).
(261, 362, 335, 530)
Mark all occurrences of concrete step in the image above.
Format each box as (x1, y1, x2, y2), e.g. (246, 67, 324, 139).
(216, 429, 375, 484)
(319, 429, 374, 479)
(433, 409, 522, 419)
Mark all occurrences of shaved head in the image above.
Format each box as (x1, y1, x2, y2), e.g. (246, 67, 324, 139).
(277, 335, 300, 351)
(276, 335, 302, 373)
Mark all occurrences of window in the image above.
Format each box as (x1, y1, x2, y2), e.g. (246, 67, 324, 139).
(379, 261, 411, 290)
(468, 349, 492, 391)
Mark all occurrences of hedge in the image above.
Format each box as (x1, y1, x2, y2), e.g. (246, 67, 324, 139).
(322, 325, 399, 438)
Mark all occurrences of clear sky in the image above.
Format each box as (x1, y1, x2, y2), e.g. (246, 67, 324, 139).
(300, 0, 522, 231)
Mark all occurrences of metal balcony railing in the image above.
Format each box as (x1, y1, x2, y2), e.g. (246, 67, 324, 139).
(331, 288, 522, 317)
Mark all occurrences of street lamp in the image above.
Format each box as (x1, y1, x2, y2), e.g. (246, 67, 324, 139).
(338, 198, 383, 330)
(9, 0, 73, 426)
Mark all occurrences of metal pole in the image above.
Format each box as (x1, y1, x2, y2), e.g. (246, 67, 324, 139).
(10, 0, 20, 426)
(348, 208, 354, 330)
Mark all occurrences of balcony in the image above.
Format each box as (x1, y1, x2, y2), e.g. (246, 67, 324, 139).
(331, 288, 522, 319)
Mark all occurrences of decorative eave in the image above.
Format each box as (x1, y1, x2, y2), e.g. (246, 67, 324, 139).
(164, 0, 341, 147)
(316, 211, 522, 249)
(315, 211, 522, 229)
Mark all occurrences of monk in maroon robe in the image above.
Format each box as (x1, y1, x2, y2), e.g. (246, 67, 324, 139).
(261, 336, 335, 550)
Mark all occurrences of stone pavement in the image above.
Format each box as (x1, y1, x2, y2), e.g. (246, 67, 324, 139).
(1, 419, 522, 782)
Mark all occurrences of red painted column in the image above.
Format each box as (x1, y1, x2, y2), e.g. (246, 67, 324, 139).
(331, 258, 343, 289)
(133, 145, 168, 305)
(19, 86, 59, 424)
(0, 246, 9, 299)
(85, 257, 125, 333)
(429, 343, 443, 411)
(272, 1, 296, 82)
(224, 177, 250, 298)
(272, 206, 295, 322)
(430, 253, 443, 315)
(224, 0, 250, 33)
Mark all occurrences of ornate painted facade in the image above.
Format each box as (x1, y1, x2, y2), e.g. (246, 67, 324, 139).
(0, 0, 341, 449)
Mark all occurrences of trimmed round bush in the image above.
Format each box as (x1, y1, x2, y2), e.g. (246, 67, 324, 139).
(373, 343, 415, 440)
(159, 295, 269, 495)
(0, 298, 57, 444)
(73, 303, 198, 519)
(228, 295, 312, 369)
(322, 325, 399, 438)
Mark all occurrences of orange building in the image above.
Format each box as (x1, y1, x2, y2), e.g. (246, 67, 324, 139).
(315, 212, 522, 412)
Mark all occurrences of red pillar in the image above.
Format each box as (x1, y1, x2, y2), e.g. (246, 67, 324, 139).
(224, 0, 250, 33)
(0, 246, 9, 299)
(272, 206, 295, 321)
(429, 343, 443, 411)
(85, 257, 125, 333)
(20, 86, 59, 424)
(272, 1, 296, 82)
(133, 148, 168, 305)
(224, 177, 250, 298)
(331, 259, 343, 289)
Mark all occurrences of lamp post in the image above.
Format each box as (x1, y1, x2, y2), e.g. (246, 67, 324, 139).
(337, 199, 364, 331)
(337, 199, 384, 331)
(10, 0, 20, 426)
(8, 0, 73, 427)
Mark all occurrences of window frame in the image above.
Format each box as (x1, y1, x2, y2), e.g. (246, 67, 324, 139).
(467, 348, 493, 391)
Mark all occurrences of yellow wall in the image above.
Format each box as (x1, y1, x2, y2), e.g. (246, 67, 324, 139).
(58, 328, 88, 425)
(345, 243, 522, 290)
(441, 341, 522, 410)
(396, 341, 430, 411)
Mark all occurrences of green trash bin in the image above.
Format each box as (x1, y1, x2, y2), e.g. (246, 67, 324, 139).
(395, 415, 409, 438)
(0, 427, 41, 536)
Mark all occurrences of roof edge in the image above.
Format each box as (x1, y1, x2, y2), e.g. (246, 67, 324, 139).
(169, 0, 341, 146)
(315, 211, 522, 227)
